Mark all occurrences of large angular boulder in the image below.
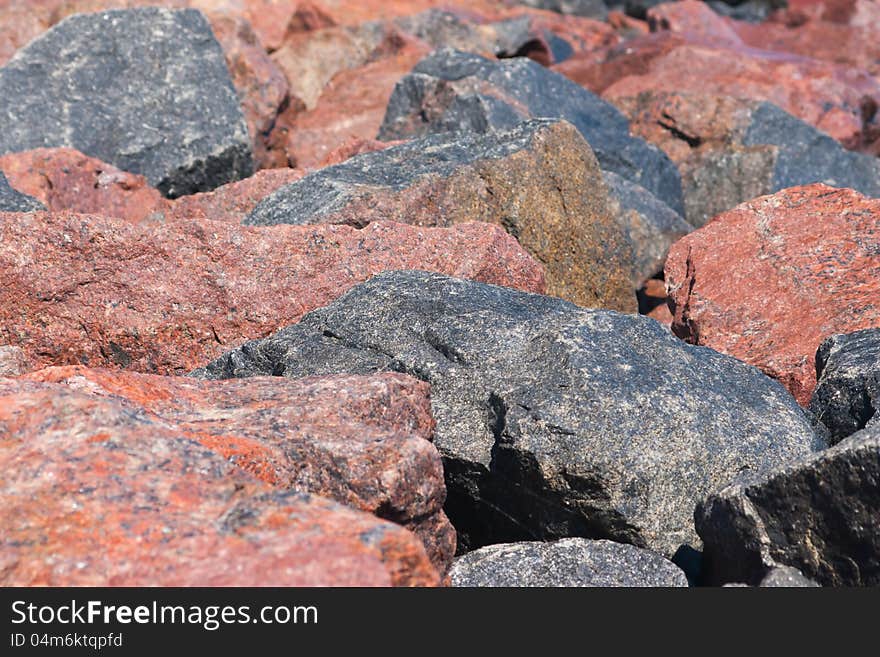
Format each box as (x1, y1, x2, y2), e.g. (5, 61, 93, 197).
(0, 210, 544, 375)
(0, 377, 439, 586)
(556, 31, 880, 153)
(696, 425, 880, 587)
(810, 329, 880, 444)
(378, 48, 684, 215)
(0, 171, 43, 212)
(666, 184, 880, 406)
(450, 538, 687, 587)
(195, 270, 823, 560)
(0, 8, 253, 197)
(614, 92, 880, 226)
(246, 119, 635, 312)
(23, 366, 454, 572)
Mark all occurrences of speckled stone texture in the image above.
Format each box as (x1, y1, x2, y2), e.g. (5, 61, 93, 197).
(810, 329, 880, 444)
(0, 377, 440, 587)
(696, 425, 880, 587)
(665, 184, 880, 406)
(602, 170, 692, 286)
(22, 366, 454, 573)
(0, 211, 544, 375)
(0, 8, 253, 197)
(450, 538, 687, 587)
(613, 92, 880, 227)
(0, 170, 43, 212)
(195, 270, 822, 559)
(378, 48, 684, 215)
(759, 566, 820, 588)
(247, 119, 635, 311)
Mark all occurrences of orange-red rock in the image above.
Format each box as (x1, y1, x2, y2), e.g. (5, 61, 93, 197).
(23, 366, 454, 571)
(0, 376, 439, 586)
(646, 0, 744, 48)
(165, 168, 304, 223)
(0, 211, 545, 375)
(0, 148, 164, 221)
(665, 184, 880, 406)
(556, 31, 880, 152)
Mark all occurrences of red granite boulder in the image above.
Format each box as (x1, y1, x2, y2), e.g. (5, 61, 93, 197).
(23, 366, 455, 571)
(0, 376, 440, 586)
(0, 211, 545, 375)
(665, 184, 880, 406)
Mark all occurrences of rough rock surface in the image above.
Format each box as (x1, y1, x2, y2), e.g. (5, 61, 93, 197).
(647, 0, 744, 48)
(614, 92, 880, 226)
(556, 31, 880, 153)
(0, 345, 32, 377)
(449, 538, 687, 587)
(0, 211, 544, 375)
(0, 148, 163, 221)
(247, 119, 635, 311)
(196, 270, 823, 558)
(0, 171, 43, 212)
(603, 170, 692, 285)
(23, 366, 454, 572)
(759, 566, 821, 587)
(0, 8, 253, 197)
(666, 184, 880, 406)
(0, 377, 439, 586)
(810, 329, 880, 444)
(515, 1, 609, 20)
(378, 48, 684, 215)
(696, 425, 880, 587)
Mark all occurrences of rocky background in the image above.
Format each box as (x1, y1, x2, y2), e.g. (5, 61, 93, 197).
(0, 0, 877, 587)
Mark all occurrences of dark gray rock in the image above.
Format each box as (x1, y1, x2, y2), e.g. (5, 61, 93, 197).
(244, 118, 637, 312)
(395, 10, 539, 59)
(705, 0, 787, 23)
(603, 170, 692, 286)
(810, 329, 880, 445)
(0, 171, 43, 212)
(378, 49, 684, 215)
(450, 538, 688, 587)
(516, 0, 609, 20)
(194, 270, 822, 559)
(743, 103, 880, 199)
(759, 566, 820, 588)
(0, 8, 253, 198)
(696, 425, 880, 586)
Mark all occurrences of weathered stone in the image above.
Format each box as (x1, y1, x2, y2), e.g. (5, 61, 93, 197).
(759, 566, 821, 587)
(0, 171, 43, 212)
(0, 1, 53, 67)
(638, 278, 673, 326)
(0, 148, 163, 221)
(248, 119, 634, 311)
(647, 0, 744, 47)
(556, 31, 880, 152)
(24, 366, 454, 572)
(0, 211, 544, 375)
(0, 8, 253, 197)
(165, 168, 304, 224)
(613, 91, 880, 226)
(0, 345, 32, 377)
(450, 538, 687, 586)
(810, 329, 880, 444)
(603, 170, 692, 286)
(318, 137, 402, 168)
(0, 377, 439, 586)
(706, 0, 786, 22)
(379, 48, 684, 215)
(666, 184, 880, 406)
(696, 425, 880, 587)
(513, 0, 608, 20)
(196, 270, 822, 559)
(207, 12, 290, 170)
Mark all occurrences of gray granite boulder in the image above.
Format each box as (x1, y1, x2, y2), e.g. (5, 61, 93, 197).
(603, 170, 692, 286)
(810, 329, 879, 445)
(696, 425, 880, 586)
(0, 171, 43, 212)
(377, 49, 684, 215)
(0, 8, 253, 198)
(450, 538, 688, 587)
(194, 270, 822, 560)
(759, 566, 820, 588)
